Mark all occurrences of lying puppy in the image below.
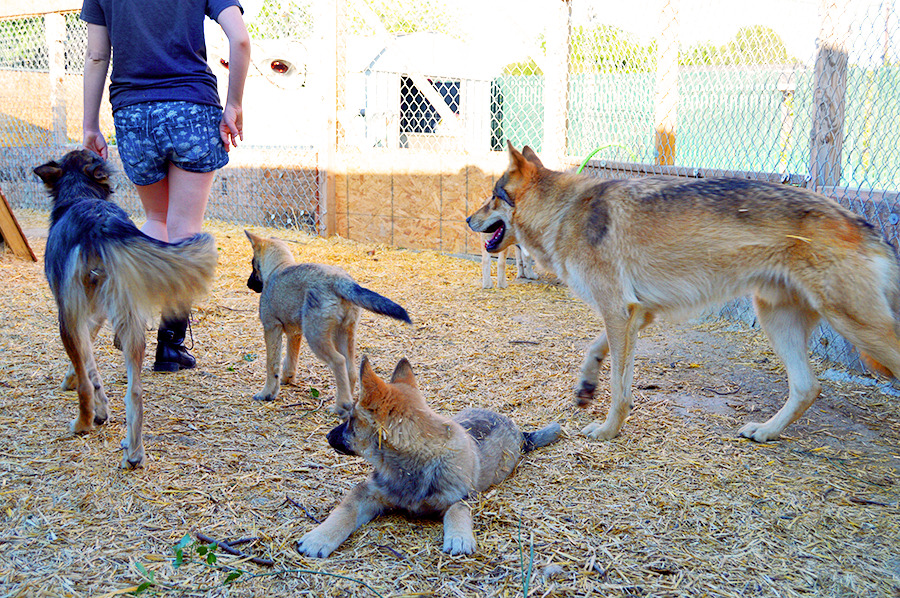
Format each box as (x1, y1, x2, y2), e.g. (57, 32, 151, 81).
(296, 356, 562, 557)
(35, 149, 217, 469)
(245, 231, 410, 416)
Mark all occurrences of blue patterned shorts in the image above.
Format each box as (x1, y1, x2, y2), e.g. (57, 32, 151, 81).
(113, 101, 228, 186)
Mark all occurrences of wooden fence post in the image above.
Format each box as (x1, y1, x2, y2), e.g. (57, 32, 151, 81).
(654, 0, 678, 166)
(317, 0, 339, 237)
(809, 0, 850, 191)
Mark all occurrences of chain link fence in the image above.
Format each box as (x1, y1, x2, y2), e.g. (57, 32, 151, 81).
(1, 0, 898, 369)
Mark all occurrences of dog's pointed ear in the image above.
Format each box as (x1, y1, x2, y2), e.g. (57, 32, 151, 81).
(506, 141, 537, 178)
(389, 358, 417, 388)
(521, 146, 544, 169)
(34, 161, 62, 186)
(359, 356, 387, 406)
(245, 230, 263, 248)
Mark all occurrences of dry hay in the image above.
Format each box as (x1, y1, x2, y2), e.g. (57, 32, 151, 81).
(1, 210, 899, 598)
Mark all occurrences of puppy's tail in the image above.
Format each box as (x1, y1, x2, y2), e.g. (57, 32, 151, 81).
(98, 233, 218, 325)
(335, 279, 411, 324)
(523, 422, 562, 452)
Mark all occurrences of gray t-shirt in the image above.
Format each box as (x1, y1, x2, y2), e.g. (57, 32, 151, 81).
(80, 0, 243, 111)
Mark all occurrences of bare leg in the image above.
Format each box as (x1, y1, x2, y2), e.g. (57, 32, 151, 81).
(135, 178, 170, 241)
(165, 165, 215, 242)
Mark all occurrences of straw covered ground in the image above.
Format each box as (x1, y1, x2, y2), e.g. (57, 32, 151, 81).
(1, 211, 899, 597)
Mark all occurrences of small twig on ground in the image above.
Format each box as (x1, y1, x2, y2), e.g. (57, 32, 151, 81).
(195, 532, 275, 567)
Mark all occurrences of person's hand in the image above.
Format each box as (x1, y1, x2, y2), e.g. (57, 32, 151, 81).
(219, 102, 243, 151)
(83, 129, 108, 159)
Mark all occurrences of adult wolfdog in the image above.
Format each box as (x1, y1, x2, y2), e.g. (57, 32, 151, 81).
(468, 142, 900, 442)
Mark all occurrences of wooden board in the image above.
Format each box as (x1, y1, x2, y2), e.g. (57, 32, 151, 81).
(0, 188, 37, 261)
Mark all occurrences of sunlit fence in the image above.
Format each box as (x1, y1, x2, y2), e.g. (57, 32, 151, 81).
(1, 0, 899, 369)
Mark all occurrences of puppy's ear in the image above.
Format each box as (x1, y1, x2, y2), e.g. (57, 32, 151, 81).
(359, 356, 387, 407)
(34, 162, 62, 186)
(245, 230, 263, 249)
(389, 358, 417, 388)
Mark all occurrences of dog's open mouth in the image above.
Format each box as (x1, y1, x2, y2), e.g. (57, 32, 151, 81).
(482, 220, 506, 253)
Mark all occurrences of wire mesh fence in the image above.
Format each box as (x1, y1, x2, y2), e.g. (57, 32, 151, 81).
(1, 0, 898, 369)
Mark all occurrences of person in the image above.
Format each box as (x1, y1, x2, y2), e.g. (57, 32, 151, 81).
(80, 0, 251, 371)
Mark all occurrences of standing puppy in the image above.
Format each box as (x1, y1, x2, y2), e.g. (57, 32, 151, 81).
(480, 239, 537, 289)
(296, 356, 562, 557)
(245, 231, 410, 416)
(467, 142, 900, 443)
(35, 149, 217, 469)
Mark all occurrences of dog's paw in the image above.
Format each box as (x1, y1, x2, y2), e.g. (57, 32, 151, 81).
(69, 418, 94, 435)
(296, 530, 339, 558)
(574, 382, 596, 407)
(581, 421, 619, 441)
(737, 422, 780, 443)
(332, 402, 352, 420)
(443, 534, 476, 555)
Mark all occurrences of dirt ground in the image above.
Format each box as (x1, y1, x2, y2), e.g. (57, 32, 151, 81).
(1, 212, 898, 597)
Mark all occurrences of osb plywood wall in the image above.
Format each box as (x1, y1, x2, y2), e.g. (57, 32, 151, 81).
(333, 151, 510, 256)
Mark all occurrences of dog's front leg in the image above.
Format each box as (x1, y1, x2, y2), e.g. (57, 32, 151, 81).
(296, 482, 384, 558)
(254, 326, 283, 401)
(480, 244, 493, 289)
(442, 500, 476, 555)
(582, 305, 644, 440)
(576, 333, 609, 406)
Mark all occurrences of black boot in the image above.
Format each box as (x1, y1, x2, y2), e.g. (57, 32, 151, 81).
(153, 315, 196, 372)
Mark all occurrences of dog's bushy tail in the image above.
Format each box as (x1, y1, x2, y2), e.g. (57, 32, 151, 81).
(95, 233, 218, 326)
(334, 279, 411, 324)
(523, 422, 562, 452)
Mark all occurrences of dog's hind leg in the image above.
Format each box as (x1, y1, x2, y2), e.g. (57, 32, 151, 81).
(739, 291, 821, 442)
(576, 310, 653, 408)
(307, 324, 353, 418)
(281, 332, 302, 386)
(61, 315, 104, 391)
(822, 299, 900, 384)
(335, 316, 359, 399)
(582, 304, 646, 440)
(58, 315, 96, 435)
(117, 321, 146, 468)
